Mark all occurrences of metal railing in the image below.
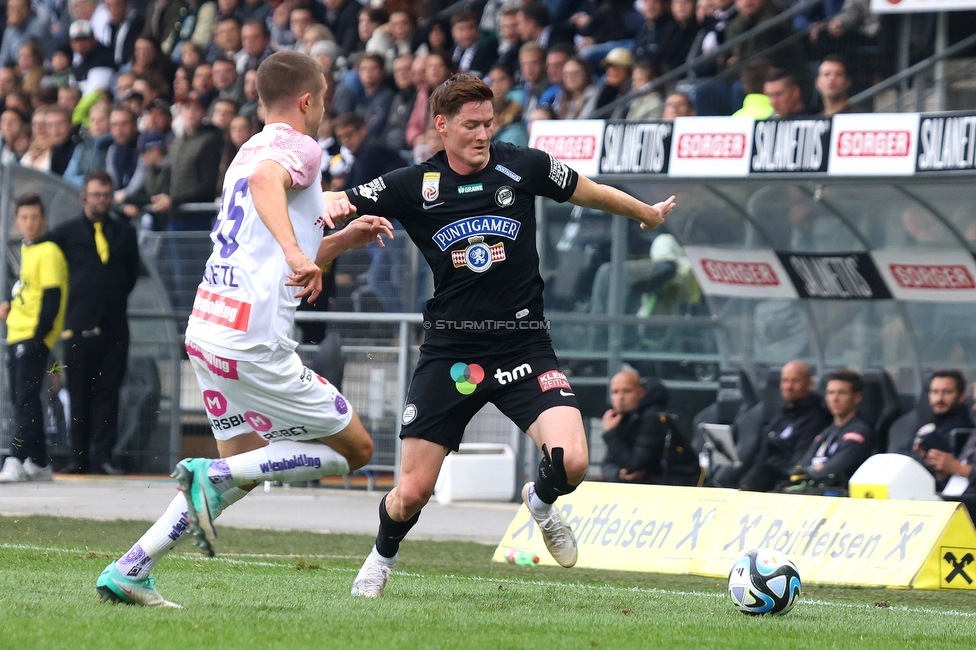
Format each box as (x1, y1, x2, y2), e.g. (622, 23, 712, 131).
(849, 30, 976, 112)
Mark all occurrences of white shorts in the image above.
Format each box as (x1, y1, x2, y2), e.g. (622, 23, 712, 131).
(186, 337, 354, 442)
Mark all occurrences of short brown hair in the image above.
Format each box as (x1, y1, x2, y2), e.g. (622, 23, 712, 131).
(826, 369, 863, 394)
(256, 51, 324, 110)
(429, 73, 492, 120)
(450, 9, 478, 26)
(84, 170, 114, 189)
(15, 192, 44, 216)
(765, 67, 797, 88)
(333, 111, 366, 132)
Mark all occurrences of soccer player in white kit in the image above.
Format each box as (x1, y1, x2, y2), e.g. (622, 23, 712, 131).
(95, 51, 394, 608)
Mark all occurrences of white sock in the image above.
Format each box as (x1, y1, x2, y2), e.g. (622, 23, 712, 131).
(223, 440, 350, 485)
(115, 486, 248, 580)
(371, 545, 397, 566)
(526, 484, 552, 516)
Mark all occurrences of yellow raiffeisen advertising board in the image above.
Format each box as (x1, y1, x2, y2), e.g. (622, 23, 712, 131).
(492, 483, 976, 590)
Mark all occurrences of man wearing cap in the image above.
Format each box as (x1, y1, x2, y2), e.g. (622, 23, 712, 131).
(106, 107, 142, 200)
(587, 47, 633, 118)
(120, 130, 171, 231)
(146, 99, 174, 141)
(69, 19, 117, 94)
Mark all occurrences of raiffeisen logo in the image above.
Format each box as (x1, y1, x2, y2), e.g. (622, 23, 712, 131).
(450, 362, 485, 395)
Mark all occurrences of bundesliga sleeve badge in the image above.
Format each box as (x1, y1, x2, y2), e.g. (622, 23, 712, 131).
(452, 236, 506, 273)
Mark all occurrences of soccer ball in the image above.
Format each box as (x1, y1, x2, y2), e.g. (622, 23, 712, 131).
(727, 548, 801, 615)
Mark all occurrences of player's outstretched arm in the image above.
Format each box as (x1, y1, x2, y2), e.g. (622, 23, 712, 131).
(322, 190, 359, 228)
(568, 175, 676, 230)
(249, 159, 323, 301)
(315, 216, 395, 268)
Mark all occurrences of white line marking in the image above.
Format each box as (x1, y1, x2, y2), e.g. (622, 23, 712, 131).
(4, 543, 975, 618)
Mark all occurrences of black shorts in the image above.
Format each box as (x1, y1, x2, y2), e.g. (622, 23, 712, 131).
(399, 347, 579, 451)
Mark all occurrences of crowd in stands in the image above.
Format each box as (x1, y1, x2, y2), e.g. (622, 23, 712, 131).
(0, 0, 918, 230)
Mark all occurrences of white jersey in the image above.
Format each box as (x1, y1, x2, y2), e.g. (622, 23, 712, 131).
(186, 123, 324, 356)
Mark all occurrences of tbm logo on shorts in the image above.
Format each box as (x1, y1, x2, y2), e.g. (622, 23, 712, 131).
(495, 363, 532, 385)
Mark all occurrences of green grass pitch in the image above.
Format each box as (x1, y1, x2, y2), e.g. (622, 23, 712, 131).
(2, 515, 975, 649)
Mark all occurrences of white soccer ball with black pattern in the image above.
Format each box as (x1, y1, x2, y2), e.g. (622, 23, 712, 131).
(727, 548, 801, 615)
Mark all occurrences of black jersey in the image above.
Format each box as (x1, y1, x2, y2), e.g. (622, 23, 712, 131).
(345, 142, 579, 349)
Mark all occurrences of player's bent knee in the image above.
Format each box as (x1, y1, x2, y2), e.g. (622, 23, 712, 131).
(346, 436, 374, 472)
(394, 483, 434, 516)
(563, 454, 588, 486)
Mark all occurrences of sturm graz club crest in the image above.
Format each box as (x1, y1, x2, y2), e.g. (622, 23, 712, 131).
(452, 236, 505, 273)
(495, 185, 514, 207)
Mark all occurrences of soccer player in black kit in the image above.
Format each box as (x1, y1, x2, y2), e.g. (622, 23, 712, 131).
(324, 74, 677, 597)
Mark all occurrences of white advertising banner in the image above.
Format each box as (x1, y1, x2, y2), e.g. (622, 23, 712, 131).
(828, 113, 920, 176)
(684, 246, 798, 299)
(871, 250, 976, 302)
(871, 0, 976, 13)
(528, 119, 605, 177)
(668, 116, 754, 177)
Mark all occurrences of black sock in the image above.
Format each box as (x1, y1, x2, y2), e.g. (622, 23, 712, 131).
(533, 445, 574, 504)
(533, 476, 559, 504)
(375, 494, 420, 559)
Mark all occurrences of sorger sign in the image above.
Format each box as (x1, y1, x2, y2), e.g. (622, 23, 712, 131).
(828, 113, 920, 176)
(528, 119, 605, 177)
(684, 246, 797, 299)
(668, 116, 753, 177)
(871, 251, 976, 302)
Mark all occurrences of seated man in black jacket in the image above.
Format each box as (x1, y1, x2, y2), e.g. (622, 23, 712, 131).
(601, 370, 696, 485)
(783, 369, 872, 493)
(901, 370, 972, 458)
(740, 360, 831, 492)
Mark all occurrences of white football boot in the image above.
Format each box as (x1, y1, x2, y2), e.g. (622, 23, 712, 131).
(351, 547, 396, 597)
(522, 482, 578, 568)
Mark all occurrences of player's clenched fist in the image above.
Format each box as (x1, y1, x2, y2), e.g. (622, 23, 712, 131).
(322, 191, 358, 228)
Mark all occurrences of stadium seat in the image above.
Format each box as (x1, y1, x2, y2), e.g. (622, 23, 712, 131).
(858, 370, 902, 452)
(711, 401, 768, 488)
(709, 368, 782, 488)
(886, 393, 934, 453)
(691, 367, 758, 452)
